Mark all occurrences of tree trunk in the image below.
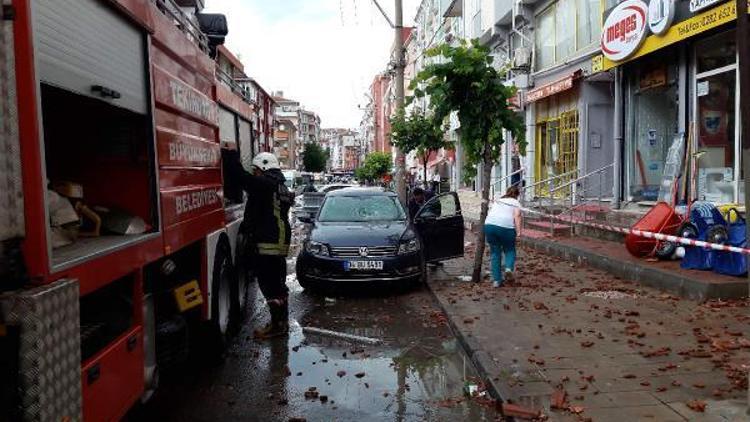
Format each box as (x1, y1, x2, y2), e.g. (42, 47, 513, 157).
(423, 152, 429, 191)
(472, 143, 493, 283)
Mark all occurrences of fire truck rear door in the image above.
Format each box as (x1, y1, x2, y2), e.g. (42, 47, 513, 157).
(31, 0, 148, 114)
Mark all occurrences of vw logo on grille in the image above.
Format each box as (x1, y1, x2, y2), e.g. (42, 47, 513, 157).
(358, 246, 369, 257)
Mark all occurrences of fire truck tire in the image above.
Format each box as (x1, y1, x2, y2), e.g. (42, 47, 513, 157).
(209, 239, 234, 357)
(232, 231, 253, 325)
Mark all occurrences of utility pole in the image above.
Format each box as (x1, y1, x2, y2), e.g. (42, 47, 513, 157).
(393, 0, 407, 204)
(371, 0, 407, 202)
(736, 0, 750, 411)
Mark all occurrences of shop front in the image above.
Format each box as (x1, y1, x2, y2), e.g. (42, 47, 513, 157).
(524, 71, 615, 199)
(599, 0, 745, 206)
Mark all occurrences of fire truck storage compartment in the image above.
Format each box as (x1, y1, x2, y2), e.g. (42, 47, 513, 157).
(80, 274, 144, 422)
(32, 0, 154, 269)
(79, 274, 137, 362)
(41, 84, 157, 269)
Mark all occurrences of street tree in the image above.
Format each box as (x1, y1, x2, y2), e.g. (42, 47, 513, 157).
(355, 152, 392, 184)
(390, 108, 452, 189)
(411, 39, 525, 283)
(302, 142, 328, 173)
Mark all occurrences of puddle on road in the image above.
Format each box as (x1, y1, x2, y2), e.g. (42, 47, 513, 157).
(143, 279, 500, 422)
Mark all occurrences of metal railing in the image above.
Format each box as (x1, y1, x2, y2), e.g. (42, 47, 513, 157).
(522, 168, 579, 197)
(522, 163, 615, 237)
(490, 167, 525, 199)
(152, 0, 209, 53)
(216, 66, 257, 106)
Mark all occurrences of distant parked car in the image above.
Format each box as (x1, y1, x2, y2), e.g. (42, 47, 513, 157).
(296, 188, 464, 290)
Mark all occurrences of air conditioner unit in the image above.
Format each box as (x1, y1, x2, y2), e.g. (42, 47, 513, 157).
(512, 47, 531, 70)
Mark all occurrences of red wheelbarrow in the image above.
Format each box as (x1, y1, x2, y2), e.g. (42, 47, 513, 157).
(625, 202, 684, 258)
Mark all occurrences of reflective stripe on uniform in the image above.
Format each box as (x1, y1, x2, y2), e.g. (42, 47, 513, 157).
(257, 243, 290, 256)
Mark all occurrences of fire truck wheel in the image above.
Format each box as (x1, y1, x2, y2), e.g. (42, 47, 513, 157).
(232, 231, 253, 325)
(210, 240, 234, 355)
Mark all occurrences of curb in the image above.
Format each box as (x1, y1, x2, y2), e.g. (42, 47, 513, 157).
(520, 236, 748, 301)
(423, 273, 516, 408)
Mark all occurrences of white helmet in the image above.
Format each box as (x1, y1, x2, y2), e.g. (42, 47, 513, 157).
(252, 152, 280, 171)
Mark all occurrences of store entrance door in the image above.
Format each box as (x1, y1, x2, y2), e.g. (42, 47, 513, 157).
(693, 31, 740, 205)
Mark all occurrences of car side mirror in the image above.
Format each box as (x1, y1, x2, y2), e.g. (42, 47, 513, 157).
(298, 215, 314, 224)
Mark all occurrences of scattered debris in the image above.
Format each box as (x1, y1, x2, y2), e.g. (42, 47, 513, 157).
(501, 403, 541, 419)
(302, 326, 382, 345)
(581, 290, 638, 300)
(551, 387, 568, 410)
(686, 400, 707, 412)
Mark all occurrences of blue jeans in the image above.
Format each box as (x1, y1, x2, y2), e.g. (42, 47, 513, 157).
(484, 224, 517, 283)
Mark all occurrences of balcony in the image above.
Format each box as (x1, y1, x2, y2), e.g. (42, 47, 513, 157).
(216, 66, 256, 106)
(442, 0, 462, 17)
(494, 0, 512, 27)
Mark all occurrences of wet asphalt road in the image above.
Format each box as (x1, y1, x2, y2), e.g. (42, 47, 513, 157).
(138, 223, 500, 422)
(140, 279, 499, 422)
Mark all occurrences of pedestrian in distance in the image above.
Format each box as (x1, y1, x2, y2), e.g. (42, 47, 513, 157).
(227, 151, 295, 339)
(484, 186, 522, 287)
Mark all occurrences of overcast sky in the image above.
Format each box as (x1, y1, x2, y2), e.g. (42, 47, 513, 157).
(205, 0, 421, 129)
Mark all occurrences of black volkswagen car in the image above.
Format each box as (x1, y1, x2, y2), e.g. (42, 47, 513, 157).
(296, 188, 464, 290)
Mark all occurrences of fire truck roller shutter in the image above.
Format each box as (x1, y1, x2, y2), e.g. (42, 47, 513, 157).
(0, 0, 24, 241)
(218, 106, 237, 147)
(238, 118, 253, 171)
(31, 0, 148, 114)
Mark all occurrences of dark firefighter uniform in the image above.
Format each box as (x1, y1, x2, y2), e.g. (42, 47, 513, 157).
(226, 151, 293, 338)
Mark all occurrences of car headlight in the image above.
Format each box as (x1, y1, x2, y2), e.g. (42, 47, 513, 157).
(305, 240, 329, 257)
(398, 237, 421, 255)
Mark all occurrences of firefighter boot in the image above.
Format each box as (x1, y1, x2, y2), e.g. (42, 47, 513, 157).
(253, 299, 289, 339)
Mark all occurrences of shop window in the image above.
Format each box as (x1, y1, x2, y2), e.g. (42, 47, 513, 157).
(695, 31, 738, 204)
(535, 110, 579, 197)
(696, 31, 736, 74)
(627, 60, 678, 202)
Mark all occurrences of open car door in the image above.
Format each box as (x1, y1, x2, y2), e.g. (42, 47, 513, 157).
(414, 192, 464, 262)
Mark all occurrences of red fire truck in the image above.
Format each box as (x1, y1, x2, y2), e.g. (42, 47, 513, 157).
(0, 0, 262, 420)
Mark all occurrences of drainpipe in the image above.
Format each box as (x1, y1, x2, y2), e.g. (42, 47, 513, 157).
(612, 67, 623, 209)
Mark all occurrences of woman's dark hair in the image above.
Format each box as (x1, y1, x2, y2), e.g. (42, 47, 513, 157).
(502, 185, 520, 199)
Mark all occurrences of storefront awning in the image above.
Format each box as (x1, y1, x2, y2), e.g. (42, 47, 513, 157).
(525, 71, 581, 103)
(524, 70, 581, 104)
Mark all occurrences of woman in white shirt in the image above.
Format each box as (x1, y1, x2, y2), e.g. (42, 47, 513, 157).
(484, 186, 522, 287)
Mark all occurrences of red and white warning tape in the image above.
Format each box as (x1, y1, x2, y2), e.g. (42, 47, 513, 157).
(518, 206, 750, 256)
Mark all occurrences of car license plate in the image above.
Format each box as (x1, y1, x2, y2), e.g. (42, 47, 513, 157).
(345, 260, 384, 271)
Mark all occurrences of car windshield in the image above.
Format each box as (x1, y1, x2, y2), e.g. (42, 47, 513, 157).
(318, 195, 406, 222)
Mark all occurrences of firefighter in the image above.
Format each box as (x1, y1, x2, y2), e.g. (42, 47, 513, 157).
(227, 151, 294, 339)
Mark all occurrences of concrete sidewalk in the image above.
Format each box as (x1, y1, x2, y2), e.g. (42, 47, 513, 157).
(456, 189, 749, 301)
(427, 244, 749, 421)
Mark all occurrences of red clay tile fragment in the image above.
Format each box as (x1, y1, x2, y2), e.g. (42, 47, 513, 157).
(686, 400, 707, 412)
(550, 388, 568, 410)
(568, 405, 585, 414)
(501, 403, 541, 419)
